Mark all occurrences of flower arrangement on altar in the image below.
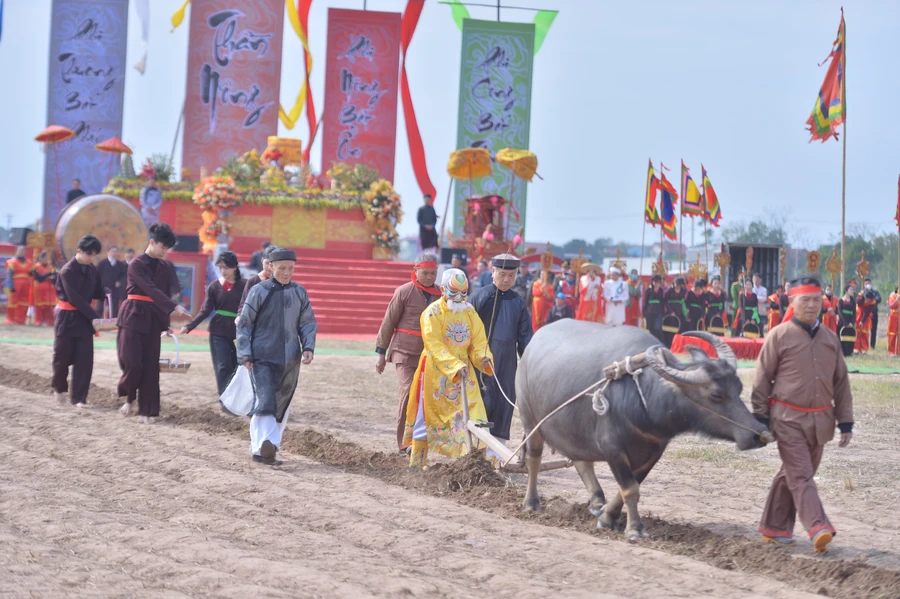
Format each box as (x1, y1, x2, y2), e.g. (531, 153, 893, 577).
(193, 175, 241, 252)
(327, 162, 379, 192)
(362, 178, 403, 254)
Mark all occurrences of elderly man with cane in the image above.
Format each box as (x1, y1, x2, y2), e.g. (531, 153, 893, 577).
(752, 277, 854, 553)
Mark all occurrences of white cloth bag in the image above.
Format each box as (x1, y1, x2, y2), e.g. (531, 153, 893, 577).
(220, 366, 255, 416)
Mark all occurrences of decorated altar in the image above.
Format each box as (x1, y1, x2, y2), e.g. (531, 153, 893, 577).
(104, 155, 403, 260)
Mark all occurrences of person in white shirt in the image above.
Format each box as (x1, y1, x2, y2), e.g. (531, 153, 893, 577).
(603, 267, 629, 326)
(752, 273, 768, 324)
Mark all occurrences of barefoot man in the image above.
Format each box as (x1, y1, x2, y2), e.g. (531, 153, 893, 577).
(117, 223, 188, 423)
(375, 252, 440, 452)
(752, 276, 854, 553)
(237, 248, 317, 466)
(52, 235, 106, 408)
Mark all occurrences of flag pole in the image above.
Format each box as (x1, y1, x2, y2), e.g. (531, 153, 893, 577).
(679, 161, 685, 276)
(840, 13, 847, 293)
(660, 161, 665, 276)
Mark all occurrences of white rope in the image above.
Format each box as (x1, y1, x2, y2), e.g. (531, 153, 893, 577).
(624, 356, 648, 412)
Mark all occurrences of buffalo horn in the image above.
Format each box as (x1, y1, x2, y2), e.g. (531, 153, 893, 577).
(646, 346, 712, 386)
(682, 331, 738, 370)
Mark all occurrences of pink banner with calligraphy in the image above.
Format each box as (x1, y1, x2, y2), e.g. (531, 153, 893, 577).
(320, 9, 401, 182)
(182, 0, 284, 178)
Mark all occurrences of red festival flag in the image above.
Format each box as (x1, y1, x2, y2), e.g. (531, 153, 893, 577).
(644, 159, 660, 225)
(660, 171, 678, 240)
(896, 174, 900, 232)
(701, 165, 722, 227)
(681, 160, 703, 217)
(806, 10, 846, 143)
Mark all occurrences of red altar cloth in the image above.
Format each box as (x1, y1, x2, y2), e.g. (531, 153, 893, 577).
(670, 334, 765, 361)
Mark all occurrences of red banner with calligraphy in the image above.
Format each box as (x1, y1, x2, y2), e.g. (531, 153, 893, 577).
(182, 0, 284, 178)
(321, 9, 401, 182)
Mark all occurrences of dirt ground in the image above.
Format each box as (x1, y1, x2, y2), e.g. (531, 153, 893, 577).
(2, 328, 900, 598)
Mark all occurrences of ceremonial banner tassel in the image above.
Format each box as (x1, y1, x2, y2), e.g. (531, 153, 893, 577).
(400, 0, 436, 199)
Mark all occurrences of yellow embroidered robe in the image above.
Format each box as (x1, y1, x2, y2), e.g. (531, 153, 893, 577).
(403, 298, 494, 457)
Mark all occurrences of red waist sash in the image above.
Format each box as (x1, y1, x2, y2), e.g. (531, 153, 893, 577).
(769, 397, 830, 413)
(127, 294, 153, 302)
(395, 328, 422, 337)
(57, 300, 77, 311)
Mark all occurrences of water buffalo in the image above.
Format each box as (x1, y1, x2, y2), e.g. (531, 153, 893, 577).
(516, 320, 771, 541)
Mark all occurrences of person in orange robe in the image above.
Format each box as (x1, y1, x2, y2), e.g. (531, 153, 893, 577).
(887, 287, 899, 356)
(31, 252, 57, 326)
(5, 246, 32, 325)
(625, 269, 642, 326)
(530, 270, 555, 332)
(821, 284, 838, 333)
(854, 291, 876, 354)
(576, 267, 604, 323)
(767, 286, 785, 332)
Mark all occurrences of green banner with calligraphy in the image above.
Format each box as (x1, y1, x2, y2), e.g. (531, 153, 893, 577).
(453, 19, 535, 239)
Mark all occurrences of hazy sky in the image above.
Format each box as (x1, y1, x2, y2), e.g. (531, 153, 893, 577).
(1, 0, 897, 246)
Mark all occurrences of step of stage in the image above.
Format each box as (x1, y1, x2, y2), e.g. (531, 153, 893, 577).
(234, 254, 416, 335)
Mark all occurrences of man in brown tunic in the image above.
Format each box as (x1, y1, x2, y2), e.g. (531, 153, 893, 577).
(375, 252, 440, 451)
(751, 276, 853, 553)
(52, 235, 106, 408)
(117, 223, 188, 423)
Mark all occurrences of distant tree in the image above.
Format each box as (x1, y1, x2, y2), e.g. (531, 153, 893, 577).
(722, 216, 788, 246)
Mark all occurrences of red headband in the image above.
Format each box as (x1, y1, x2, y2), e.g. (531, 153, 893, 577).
(788, 284, 822, 297)
(415, 261, 438, 269)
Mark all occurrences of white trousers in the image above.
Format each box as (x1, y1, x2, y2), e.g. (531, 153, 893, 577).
(605, 302, 626, 326)
(249, 406, 291, 455)
(413, 393, 427, 441)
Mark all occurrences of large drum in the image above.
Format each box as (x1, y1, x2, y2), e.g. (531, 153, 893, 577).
(56, 194, 148, 261)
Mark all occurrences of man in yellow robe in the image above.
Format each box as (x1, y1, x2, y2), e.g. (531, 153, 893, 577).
(404, 268, 494, 468)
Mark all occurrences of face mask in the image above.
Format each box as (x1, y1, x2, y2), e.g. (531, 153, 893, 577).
(825, 290, 833, 297)
(566, 276, 575, 284)
(865, 284, 872, 290)
(630, 274, 638, 282)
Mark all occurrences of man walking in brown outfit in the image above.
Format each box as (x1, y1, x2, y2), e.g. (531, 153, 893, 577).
(375, 253, 440, 452)
(752, 276, 854, 553)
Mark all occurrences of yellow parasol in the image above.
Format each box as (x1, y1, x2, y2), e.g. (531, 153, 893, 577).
(496, 148, 540, 240)
(440, 148, 494, 248)
(496, 148, 539, 182)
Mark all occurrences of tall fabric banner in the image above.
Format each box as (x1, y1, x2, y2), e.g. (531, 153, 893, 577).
(453, 19, 535, 236)
(43, 0, 129, 228)
(320, 9, 401, 182)
(182, 0, 284, 178)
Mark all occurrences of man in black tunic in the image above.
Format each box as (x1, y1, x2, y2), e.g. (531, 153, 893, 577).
(416, 194, 438, 252)
(469, 253, 533, 456)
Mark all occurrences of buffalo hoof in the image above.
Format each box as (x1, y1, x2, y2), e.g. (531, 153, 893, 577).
(588, 497, 606, 518)
(597, 510, 616, 531)
(523, 496, 541, 513)
(625, 527, 648, 542)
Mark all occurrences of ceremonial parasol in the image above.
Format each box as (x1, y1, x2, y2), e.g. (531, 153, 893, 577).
(496, 148, 540, 241)
(440, 148, 494, 248)
(35, 125, 75, 216)
(95, 137, 133, 185)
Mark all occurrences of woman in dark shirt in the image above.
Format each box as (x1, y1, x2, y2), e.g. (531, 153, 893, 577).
(739, 279, 761, 336)
(180, 251, 246, 394)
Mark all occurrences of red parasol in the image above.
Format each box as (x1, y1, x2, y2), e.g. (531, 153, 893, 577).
(35, 125, 75, 216)
(95, 136, 132, 154)
(35, 125, 75, 144)
(95, 137, 133, 183)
